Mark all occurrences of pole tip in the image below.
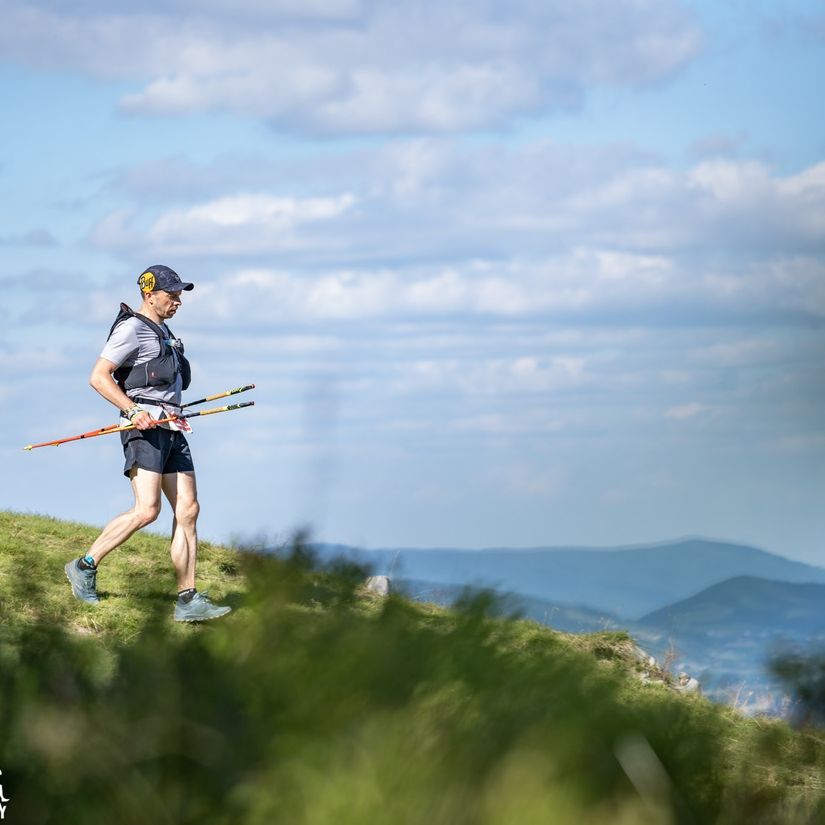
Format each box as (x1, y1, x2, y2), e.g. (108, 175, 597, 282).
(23, 445, 33, 451)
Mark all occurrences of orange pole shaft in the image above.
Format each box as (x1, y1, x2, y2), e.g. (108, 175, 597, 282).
(23, 418, 178, 450)
(23, 402, 254, 451)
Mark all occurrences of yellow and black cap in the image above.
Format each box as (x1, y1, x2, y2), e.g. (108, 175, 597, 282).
(137, 265, 194, 294)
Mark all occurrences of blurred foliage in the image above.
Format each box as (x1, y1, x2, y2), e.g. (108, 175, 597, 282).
(2, 512, 825, 823)
(770, 649, 825, 728)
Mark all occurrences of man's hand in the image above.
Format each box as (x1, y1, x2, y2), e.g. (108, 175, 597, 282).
(132, 411, 157, 430)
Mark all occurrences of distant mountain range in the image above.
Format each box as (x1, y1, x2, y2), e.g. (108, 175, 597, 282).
(640, 576, 825, 639)
(310, 538, 825, 713)
(312, 538, 825, 620)
(396, 578, 622, 634)
(637, 576, 825, 704)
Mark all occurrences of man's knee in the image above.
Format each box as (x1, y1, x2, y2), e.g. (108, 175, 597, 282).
(176, 498, 200, 526)
(134, 502, 162, 527)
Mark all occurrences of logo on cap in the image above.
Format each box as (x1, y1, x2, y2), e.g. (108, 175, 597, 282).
(138, 271, 156, 293)
(136, 264, 193, 292)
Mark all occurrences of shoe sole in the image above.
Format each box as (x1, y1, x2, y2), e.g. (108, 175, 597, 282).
(174, 608, 232, 623)
(65, 563, 100, 604)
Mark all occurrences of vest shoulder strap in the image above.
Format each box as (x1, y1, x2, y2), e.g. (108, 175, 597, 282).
(108, 303, 169, 344)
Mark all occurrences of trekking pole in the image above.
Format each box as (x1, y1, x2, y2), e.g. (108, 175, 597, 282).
(22, 422, 125, 450)
(180, 401, 255, 421)
(180, 383, 255, 410)
(23, 401, 255, 451)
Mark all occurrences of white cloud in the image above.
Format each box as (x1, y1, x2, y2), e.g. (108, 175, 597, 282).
(302, 63, 543, 134)
(173, 252, 681, 324)
(154, 192, 355, 231)
(86, 243, 820, 336)
(0, 0, 701, 134)
(171, 0, 366, 20)
(95, 144, 825, 273)
(62, 139, 825, 340)
(92, 193, 355, 256)
(686, 160, 825, 249)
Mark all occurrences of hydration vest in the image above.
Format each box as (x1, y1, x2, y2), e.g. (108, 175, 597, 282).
(108, 303, 192, 393)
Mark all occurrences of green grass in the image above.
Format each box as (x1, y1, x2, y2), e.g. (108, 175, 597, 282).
(0, 510, 241, 643)
(2, 510, 825, 824)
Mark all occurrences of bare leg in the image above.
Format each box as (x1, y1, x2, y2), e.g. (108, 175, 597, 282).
(162, 471, 200, 591)
(87, 468, 163, 564)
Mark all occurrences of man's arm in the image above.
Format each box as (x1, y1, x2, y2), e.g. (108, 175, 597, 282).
(89, 358, 156, 430)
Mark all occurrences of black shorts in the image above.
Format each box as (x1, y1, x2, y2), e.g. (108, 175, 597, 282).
(121, 426, 195, 477)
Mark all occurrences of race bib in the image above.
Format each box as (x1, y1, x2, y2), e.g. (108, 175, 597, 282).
(162, 403, 192, 433)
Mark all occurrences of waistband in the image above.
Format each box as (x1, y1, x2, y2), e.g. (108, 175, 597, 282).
(130, 396, 182, 409)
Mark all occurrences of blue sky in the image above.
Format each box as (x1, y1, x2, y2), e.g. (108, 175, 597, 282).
(2, 0, 823, 563)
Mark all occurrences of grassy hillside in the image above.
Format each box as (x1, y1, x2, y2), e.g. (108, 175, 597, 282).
(2, 511, 825, 824)
(0, 510, 241, 647)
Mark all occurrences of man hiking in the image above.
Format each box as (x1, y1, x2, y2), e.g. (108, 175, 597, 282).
(65, 265, 231, 622)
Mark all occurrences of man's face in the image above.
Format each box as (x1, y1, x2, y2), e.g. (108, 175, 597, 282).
(149, 289, 182, 319)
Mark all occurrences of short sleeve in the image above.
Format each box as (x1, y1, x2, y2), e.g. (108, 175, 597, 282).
(100, 319, 140, 368)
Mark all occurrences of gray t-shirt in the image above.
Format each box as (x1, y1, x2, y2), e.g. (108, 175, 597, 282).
(100, 316, 183, 405)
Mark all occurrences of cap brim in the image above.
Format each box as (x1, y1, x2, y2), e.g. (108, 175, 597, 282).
(163, 282, 194, 291)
